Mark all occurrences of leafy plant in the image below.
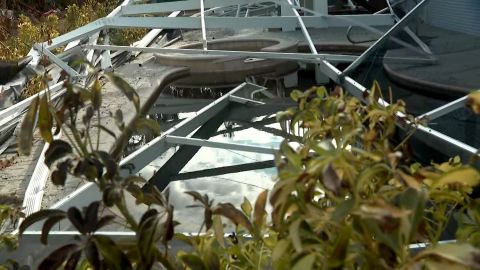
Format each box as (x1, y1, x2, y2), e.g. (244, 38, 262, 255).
(11, 71, 480, 270)
(0, 0, 119, 61)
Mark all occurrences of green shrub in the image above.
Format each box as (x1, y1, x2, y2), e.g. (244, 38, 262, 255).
(9, 73, 480, 269)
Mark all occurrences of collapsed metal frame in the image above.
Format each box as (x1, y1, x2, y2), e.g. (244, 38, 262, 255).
(4, 0, 480, 263)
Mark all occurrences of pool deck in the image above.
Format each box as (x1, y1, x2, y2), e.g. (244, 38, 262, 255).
(384, 24, 480, 97)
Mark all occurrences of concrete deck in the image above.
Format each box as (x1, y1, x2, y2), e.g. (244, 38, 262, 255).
(384, 24, 480, 97)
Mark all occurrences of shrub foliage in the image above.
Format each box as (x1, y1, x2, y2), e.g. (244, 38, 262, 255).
(4, 72, 480, 269)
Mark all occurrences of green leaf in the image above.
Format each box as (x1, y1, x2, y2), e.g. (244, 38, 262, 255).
(51, 159, 70, 186)
(41, 215, 66, 244)
(163, 206, 175, 242)
(180, 254, 207, 270)
(94, 235, 132, 270)
(138, 209, 162, 265)
(204, 250, 221, 270)
(102, 187, 121, 207)
(18, 96, 39, 155)
(467, 90, 480, 114)
(415, 243, 480, 268)
(19, 209, 65, 236)
(290, 89, 303, 102)
(92, 124, 117, 139)
(38, 244, 79, 270)
(135, 118, 161, 136)
(432, 167, 480, 188)
(272, 239, 290, 262)
(322, 163, 341, 195)
(240, 197, 252, 217)
(84, 201, 100, 233)
(185, 191, 207, 206)
(91, 78, 102, 110)
(396, 170, 421, 190)
(85, 240, 100, 269)
(44, 140, 73, 168)
(82, 107, 95, 125)
(105, 73, 140, 112)
(204, 208, 213, 232)
(397, 188, 425, 242)
(212, 215, 225, 248)
(328, 227, 351, 268)
(289, 219, 303, 253)
(38, 94, 53, 143)
(369, 80, 382, 104)
(292, 254, 316, 270)
(67, 207, 86, 234)
(64, 250, 82, 270)
(94, 215, 115, 231)
(113, 109, 124, 130)
(254, 190, 268, 228)
(280, 141, 302, 168)
(93, 151, 117, 178)
(331, 198, 354, 222)
(213, 203, 254, 233)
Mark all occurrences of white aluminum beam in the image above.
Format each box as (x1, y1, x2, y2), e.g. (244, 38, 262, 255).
(0, 82, 65, 130)
(165, 135, 277, 154)
(386, 0, 432, 55)
(33, 44, 79, 78)
(285, 0, 317, 54)
(21, 132, 62, 220)
(40, 12, 392, 51)
(119, 0, 263, 15)
(418, 96, 469, 121)
(84, 44, 358, 63)
(200, 0, 208, 50)
(229, 95, 265, 105)
(131, 11, 182, 58)
(44, 19, 106, 50)
(104, 15, 394, 30)
(100, 34, 113, 70)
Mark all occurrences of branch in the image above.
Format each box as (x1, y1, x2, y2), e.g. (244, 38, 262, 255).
(109, 67, 189, 160)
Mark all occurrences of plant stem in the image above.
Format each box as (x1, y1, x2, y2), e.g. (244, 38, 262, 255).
(116, 195, 138, 231)
(109, 67, 189, 160)
(96, 106, 101, 151)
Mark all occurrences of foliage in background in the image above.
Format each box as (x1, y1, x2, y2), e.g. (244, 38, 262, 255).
(0, 14, 60, 60)
(0, 0, 145, 61)
(20, 75, 46, 100)
(109, 28, 150, 46)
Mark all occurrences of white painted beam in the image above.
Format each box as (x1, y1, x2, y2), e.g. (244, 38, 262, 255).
(85, 44, 358, 63)
(119, 0, 256, 15)
(104, 15, 394, 30)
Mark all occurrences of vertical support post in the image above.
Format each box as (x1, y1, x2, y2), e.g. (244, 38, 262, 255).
(200, 0, 208, 50)
(284, 0, 327, 84)
(236, 4, 241, 17)
(101, 33, 113, 71)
